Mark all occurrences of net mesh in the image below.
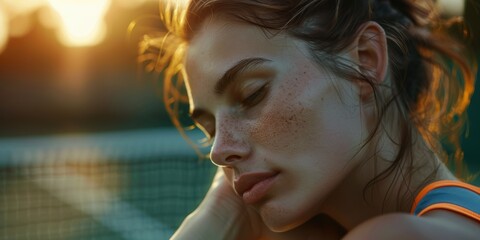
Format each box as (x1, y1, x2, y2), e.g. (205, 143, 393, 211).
(0, 128, 215, 240)
(1, 126, 478, 240)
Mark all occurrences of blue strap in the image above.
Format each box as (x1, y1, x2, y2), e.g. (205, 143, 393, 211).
(413, 186, 480, 216)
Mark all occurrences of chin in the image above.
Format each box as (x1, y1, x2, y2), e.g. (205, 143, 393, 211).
(259, 202, 311, 233)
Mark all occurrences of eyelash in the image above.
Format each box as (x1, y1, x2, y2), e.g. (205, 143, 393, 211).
(241, 84, 269, 108)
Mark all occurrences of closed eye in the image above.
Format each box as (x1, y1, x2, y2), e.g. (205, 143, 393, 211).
(241, 83, 269, 108)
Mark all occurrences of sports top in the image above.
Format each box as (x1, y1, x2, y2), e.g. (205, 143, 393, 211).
(410, 180, 479, 222)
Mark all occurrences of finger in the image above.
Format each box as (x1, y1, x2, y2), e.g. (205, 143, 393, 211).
(222, 167, 234, 184)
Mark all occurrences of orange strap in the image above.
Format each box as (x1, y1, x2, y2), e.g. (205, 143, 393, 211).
(410, 180, 480, 221)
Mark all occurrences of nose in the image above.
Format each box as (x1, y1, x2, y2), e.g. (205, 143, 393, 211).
(210, 113, 251, 167)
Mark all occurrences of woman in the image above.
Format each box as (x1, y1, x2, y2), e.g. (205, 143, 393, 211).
(140, 0, 479, 239)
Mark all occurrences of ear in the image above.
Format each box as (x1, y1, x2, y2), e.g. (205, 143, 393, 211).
(351, 21, 388, 100)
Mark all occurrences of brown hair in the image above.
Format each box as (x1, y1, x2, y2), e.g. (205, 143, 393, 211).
(139, 0, 476, 191)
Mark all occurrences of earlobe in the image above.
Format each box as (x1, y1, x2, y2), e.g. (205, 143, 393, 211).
(356, 21, 388, 84)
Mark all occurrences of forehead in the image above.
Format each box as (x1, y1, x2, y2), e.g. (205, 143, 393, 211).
(184, 17, 298, 106)
(186, 17, 280, 66)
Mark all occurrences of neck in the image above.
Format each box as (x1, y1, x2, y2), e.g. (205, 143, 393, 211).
(319, 130, 456, 230)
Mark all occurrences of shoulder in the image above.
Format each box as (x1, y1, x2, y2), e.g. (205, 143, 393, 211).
(344, 211, 480, 240)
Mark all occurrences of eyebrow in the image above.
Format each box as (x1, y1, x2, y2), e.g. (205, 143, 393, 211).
(214, 57, 271, 95)
(189, 57, 271, 120)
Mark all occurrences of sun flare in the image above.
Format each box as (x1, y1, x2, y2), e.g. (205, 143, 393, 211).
(0, 8, 8, 53)
(47, 0, 111, 47)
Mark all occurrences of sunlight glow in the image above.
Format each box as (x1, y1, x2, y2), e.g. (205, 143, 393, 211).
(116, 0, 150, 9)
(2, 0, 45, 17)
(0, 0, 466, 52)
(0, 8, 8, 53)
(9, 15, 33, 38)
(38, 6, 61, 30)
(47, 0, 111, 47)
(437, 0, 465, 17)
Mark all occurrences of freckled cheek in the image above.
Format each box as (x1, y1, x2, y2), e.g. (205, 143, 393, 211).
(249, 95, 311, 151)
(216, 121, 236, 146)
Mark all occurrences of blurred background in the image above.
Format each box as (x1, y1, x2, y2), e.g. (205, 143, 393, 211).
(0, 1, 215, 240)
(0, 0, 478, 239)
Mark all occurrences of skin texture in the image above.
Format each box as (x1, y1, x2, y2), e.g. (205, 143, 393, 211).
(172, 15, 479, 240)
(186, 17, 371, 231)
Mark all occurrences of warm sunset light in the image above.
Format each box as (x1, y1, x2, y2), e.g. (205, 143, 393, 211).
(46, 0, 111, 47)
(437, 0, 465, 17)
(0, 0, 466, 53)
(0, 8, 8, 53)
(2, 0, 45, 16)
(116, 0, 150, 9)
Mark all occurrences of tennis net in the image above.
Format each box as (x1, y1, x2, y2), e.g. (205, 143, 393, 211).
(0, 128, 215, 240)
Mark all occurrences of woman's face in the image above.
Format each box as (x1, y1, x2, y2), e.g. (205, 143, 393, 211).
(185, 17, 370, 231)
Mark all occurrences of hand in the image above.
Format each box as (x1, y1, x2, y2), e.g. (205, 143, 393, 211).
(170, 167, 263, 240)
(172, 167, 346, 240)
(201, 167, 265, 239)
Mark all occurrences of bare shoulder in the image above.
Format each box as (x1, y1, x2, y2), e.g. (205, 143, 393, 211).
(344, 211, 480, 240)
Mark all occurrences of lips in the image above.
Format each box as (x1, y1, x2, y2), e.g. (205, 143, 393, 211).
(233, 171, 278, 204)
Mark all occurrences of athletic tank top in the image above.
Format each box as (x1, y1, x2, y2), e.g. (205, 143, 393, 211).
(410, 180, 480, 222)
